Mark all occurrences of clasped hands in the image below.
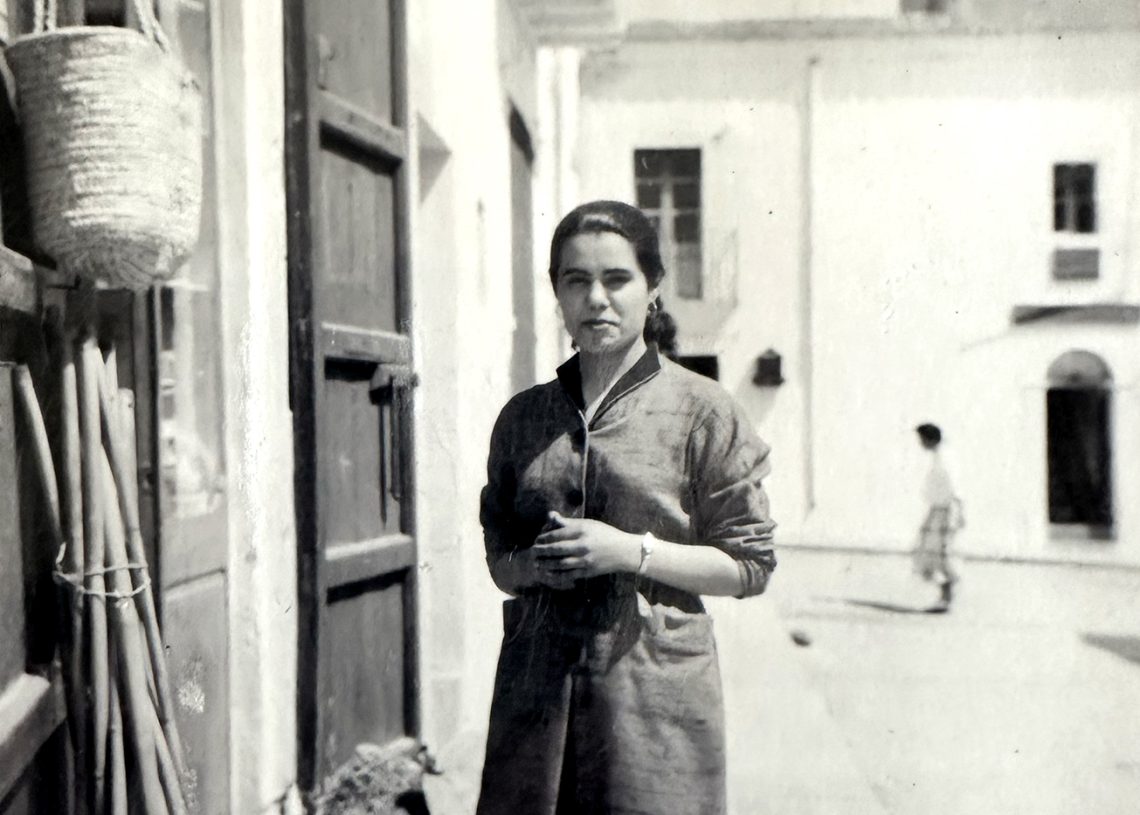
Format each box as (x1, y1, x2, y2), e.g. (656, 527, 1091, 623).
(509, 511, 642, 591)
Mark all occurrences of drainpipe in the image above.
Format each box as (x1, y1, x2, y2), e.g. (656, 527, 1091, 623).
(800, 54, 820, 517)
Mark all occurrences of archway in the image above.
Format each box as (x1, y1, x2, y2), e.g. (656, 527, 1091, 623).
(1046, 351, 1113, 532)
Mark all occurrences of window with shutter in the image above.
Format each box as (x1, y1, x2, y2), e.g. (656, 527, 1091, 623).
(634, 148, 703, 300)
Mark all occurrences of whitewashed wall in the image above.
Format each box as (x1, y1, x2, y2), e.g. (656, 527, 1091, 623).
(408, 0, 554, 774)
(210, 0, 298, 812)
(809, 34, 1140, 563)
(575, 32, 1140, 565)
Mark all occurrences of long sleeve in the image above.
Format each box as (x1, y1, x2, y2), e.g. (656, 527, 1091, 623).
(480, 406, 519, 568)
(688, 402, 777, 598)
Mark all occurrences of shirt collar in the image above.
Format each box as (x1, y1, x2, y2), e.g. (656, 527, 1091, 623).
(556, 344, 662, 419)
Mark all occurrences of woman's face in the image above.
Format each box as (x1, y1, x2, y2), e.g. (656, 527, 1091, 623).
(555, 231, 658, 357)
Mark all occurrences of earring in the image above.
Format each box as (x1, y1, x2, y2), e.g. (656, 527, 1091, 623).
(648, 300, 658, 314)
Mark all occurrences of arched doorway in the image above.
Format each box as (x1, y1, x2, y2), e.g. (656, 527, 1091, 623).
(1046, 351, 1113, 535)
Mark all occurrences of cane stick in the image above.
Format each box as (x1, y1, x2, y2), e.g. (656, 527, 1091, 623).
(103, 344, 118, 393)
(15, 351, 93, 813)
(107, 654, 128, 815)
(151, 696, 190, 815)
(105, 369, 186, 813)
(118, 388, 162, 711)
(12, 366, 62, 542)
(100, 450, 170, 815)
(97, 360, 189, 785)
(77, 340, 110, 813)
(59, 339, 89, 808)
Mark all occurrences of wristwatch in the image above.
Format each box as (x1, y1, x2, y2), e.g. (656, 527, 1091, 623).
(637, 532, 656, 577)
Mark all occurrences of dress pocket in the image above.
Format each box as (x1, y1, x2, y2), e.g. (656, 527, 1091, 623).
(647, 606, 716, 659)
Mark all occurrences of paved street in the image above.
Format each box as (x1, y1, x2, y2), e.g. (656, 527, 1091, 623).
(710, 549, 1140, 815)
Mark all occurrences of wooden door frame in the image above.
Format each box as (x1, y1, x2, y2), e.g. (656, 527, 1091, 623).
(283, 0, 418, 793)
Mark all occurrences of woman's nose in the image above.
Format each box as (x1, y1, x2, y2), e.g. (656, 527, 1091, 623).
(586, 279, 608, 306)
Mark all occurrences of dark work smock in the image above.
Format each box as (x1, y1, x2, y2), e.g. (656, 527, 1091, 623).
(476, 347, 776, 815)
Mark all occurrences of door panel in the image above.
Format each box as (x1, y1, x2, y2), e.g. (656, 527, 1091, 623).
(286, 0, 416, 793)
(0, 365, 68, 814)
(313, 0, 394, 120)
(323, 576, 408, 767)
(0, 371, 24, 691)
(317, 138, 400, 332)
(321, 360, 402, 541)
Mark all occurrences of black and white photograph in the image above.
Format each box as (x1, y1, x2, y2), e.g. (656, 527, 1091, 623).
(1, 1, 1139, 813)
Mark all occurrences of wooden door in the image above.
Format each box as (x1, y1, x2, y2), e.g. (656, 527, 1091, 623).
(284, 0, 418, 792)
(509, 107, 536, 395)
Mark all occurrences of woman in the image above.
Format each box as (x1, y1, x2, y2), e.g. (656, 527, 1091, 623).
(912, 422, 964, 613)
(477, 201, 776, 814)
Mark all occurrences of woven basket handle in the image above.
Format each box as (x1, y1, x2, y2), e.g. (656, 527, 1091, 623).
(32, 0, 57, 32)
(33, 0, 173, 51)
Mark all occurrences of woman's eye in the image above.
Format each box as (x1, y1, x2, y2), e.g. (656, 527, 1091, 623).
(603, 272, 633, 288)
(559, 274, 589, 290)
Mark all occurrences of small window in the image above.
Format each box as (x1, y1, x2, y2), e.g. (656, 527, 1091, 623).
(1054, 163, 1096, 234)
(634, 149, 702, 299)
(677, 355, 719, 381)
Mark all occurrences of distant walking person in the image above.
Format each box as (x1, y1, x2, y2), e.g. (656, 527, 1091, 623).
(913, 423, 964, 613)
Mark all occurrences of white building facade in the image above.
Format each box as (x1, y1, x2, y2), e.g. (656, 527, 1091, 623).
(566, 0, 1140, 566)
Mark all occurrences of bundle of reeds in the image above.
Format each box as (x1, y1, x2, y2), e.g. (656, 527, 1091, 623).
(14, 336, 188, 815)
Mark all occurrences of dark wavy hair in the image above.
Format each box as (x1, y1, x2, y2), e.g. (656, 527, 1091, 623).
(645, 302, 678, 360)
(547, 200, 666, 291)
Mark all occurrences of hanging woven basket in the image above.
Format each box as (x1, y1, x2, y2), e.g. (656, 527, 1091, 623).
(4, 2, 203, 290)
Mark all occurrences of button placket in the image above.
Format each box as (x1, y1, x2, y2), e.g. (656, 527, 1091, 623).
(577, 412, 589, 519)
